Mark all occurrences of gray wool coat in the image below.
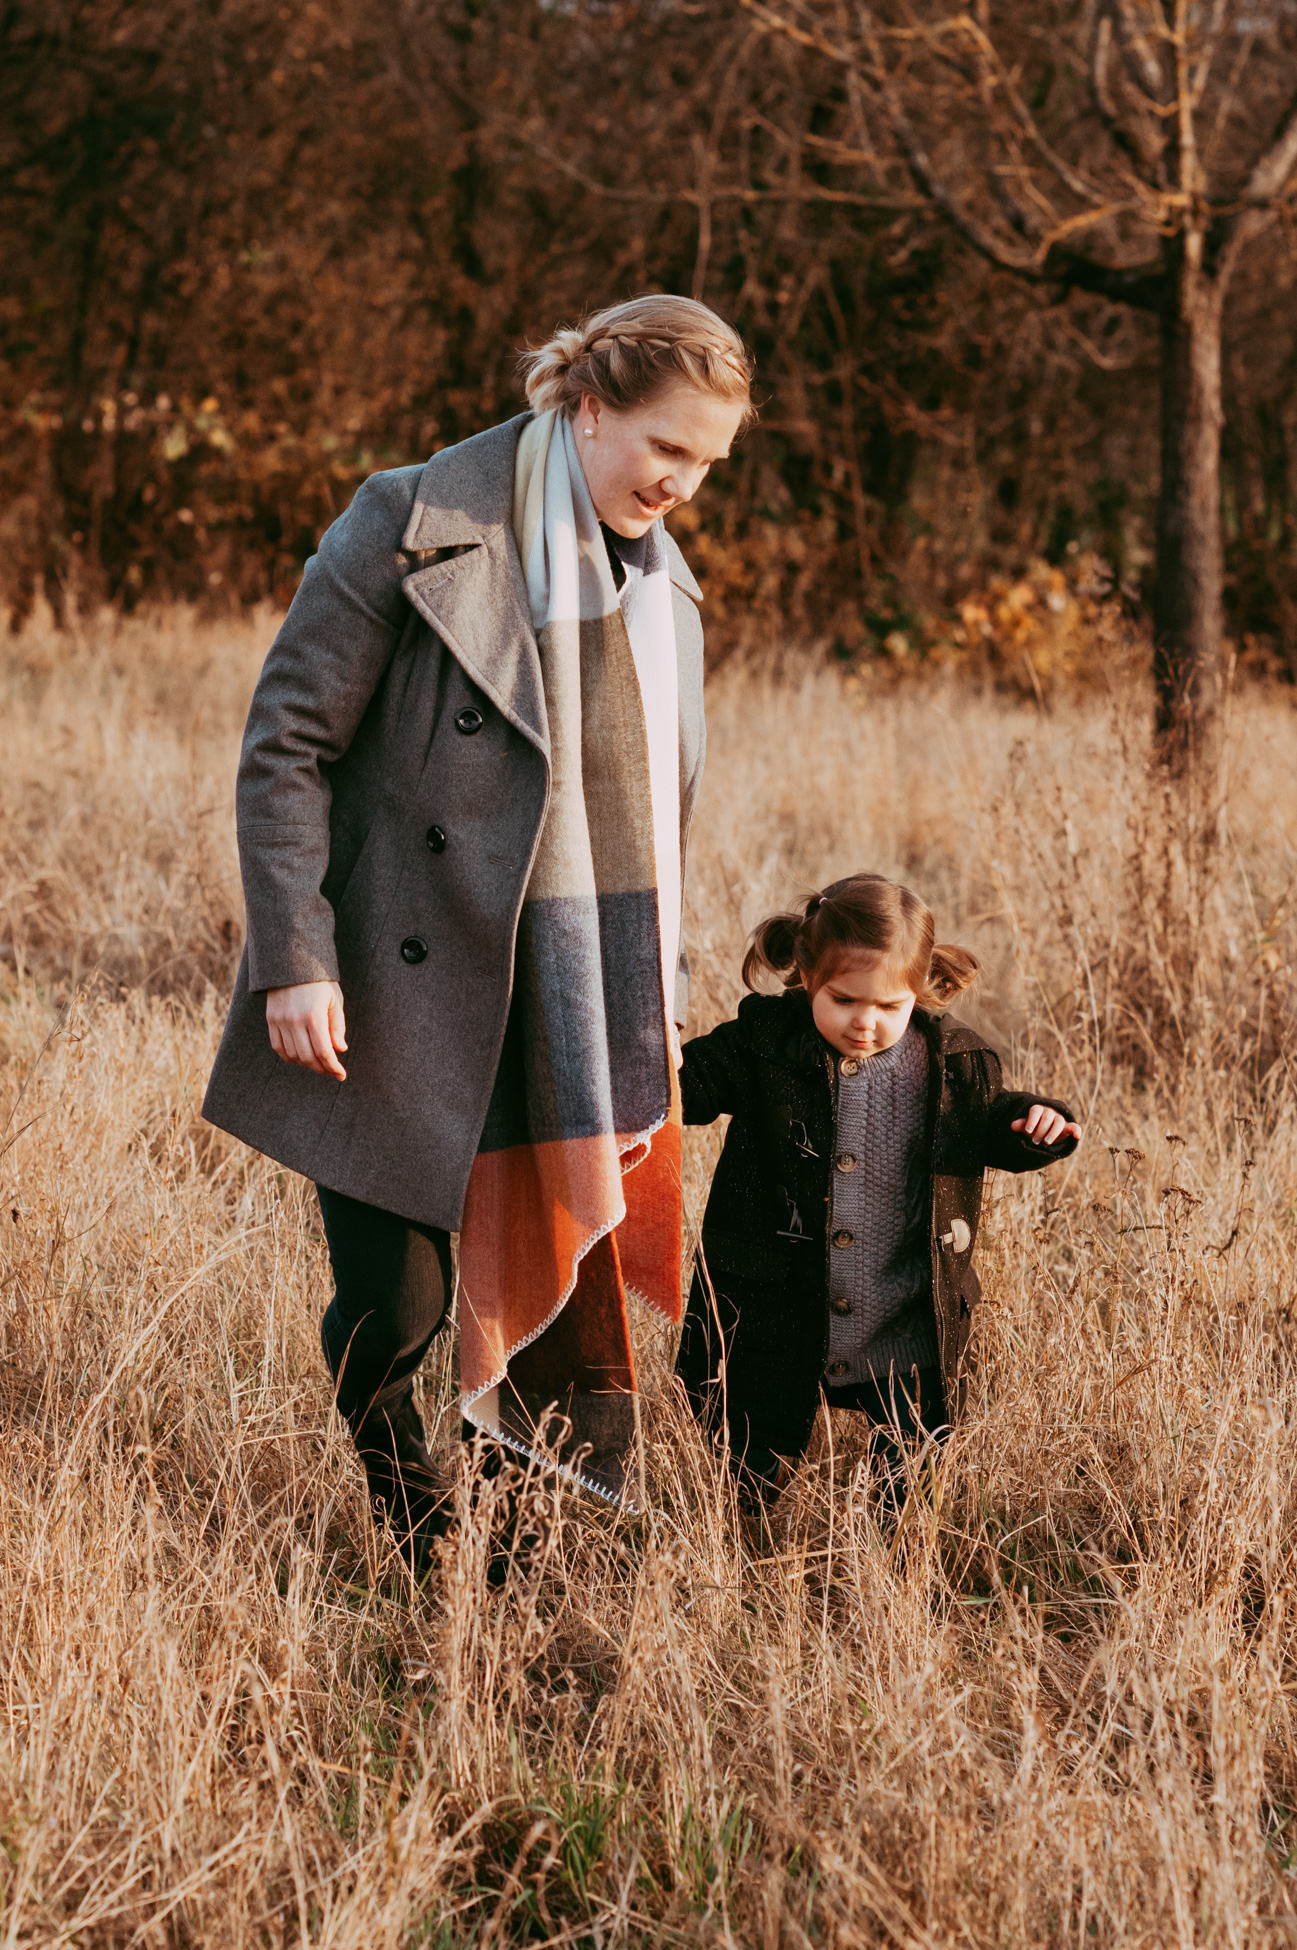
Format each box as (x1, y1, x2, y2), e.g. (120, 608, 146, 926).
(202, 413, 707, 1230)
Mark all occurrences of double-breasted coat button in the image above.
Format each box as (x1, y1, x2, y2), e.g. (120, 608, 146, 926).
(827, 1360, 850, 1378)
(830, 1297, 852, 1316)
(454, 706, 484, 735)
(426, 825, 447, 853)
(400, 936, 428, 964)
(836, 1152, 857, 1172)
(840, 1056, 861, 1077)
(832, 1229, 854, 1249)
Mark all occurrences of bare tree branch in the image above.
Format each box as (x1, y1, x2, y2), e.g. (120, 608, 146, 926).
(1171, 0, 1199, 201)
(952, 12, 1106, 205)
(1244, 88, 1297, 205)
(746, 0, 1168, 305)
(1109, 0, 1169, 106)
(489, 116, 926, 212)
(1090, 8, 1164, 176)
(1189, 0, 1231, 112)
(1042, 244, 1165, 307)
(1201, 26, 1257, 177)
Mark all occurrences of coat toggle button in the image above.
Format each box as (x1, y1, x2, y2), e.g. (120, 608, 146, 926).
(426, 825, 446, 853)
(940, 1219, 972, 1253)
(454, 706, 485, 735)
(400, 936, 429, 965)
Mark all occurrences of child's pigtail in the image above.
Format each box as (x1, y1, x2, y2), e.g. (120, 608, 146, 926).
(922, 943, 979, 1008)
(742, 909, 807, 991)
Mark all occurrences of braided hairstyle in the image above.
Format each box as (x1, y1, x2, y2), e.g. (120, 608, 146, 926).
(742, 872, 979, 1011)
(517, 295, 756, 425)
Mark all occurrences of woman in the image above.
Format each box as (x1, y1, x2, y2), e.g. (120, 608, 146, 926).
(203, 296, 754, 1559)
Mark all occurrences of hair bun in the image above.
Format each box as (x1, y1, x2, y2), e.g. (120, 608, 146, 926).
(517, 295, 756, 421)
(551, 327, 586, 369)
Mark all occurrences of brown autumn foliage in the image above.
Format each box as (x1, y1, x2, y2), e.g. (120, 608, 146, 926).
(4, 0, 1297, 668)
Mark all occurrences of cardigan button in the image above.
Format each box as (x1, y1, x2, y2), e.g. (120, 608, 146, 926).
(835, 1153, 857, 1173)
(832, 1229, 854, 1249)
(826, 1360, 850, 1378)
(830, 1297, 852, 1316)
(839, 1057, 861, 1077)
(400, 935, 428, 965)
(426, 825, 447, 853)
(455, 706, 485, 735)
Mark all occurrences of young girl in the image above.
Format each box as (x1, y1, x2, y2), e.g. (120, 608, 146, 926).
(676, 873, 1081, 1492)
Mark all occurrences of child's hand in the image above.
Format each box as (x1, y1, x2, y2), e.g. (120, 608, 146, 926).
(1011, 1104, 1081, 1146)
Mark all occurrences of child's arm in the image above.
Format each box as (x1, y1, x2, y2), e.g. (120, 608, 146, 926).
(678, 1016, 757, 1125)
(984, 1090, 1081, 1172)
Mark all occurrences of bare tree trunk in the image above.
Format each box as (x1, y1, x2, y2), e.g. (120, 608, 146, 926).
(1153, 240, 1225, 769)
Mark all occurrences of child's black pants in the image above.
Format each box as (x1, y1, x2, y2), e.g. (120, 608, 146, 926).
(738, 1363, 947, 1493)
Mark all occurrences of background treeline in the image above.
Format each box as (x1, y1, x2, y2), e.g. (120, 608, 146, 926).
(3, 0, 1296, 666)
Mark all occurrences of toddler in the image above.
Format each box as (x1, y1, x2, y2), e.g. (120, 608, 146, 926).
(677, 873, 1081, 1493)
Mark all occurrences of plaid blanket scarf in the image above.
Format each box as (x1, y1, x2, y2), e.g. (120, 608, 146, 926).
(456, 409, 685, 1504)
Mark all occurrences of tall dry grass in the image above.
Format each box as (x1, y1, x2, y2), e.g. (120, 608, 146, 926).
(2, 605, 1297, 1946)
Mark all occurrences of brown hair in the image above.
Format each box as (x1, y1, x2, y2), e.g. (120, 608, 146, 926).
(518, 295, 756, 427)
(742, 872, 979, 1011)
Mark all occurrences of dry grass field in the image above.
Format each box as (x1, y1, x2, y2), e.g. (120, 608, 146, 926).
(2, 605, 1297, 1947)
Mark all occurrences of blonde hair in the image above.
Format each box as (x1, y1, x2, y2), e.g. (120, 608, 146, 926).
(518, 295, 756, 426)
(743, 872, 979, 1012)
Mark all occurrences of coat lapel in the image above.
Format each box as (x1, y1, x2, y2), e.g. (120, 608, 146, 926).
(399, 414, 550, 760)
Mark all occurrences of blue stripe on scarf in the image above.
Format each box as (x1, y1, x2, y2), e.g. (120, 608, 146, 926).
(477, 890, 669, 1152)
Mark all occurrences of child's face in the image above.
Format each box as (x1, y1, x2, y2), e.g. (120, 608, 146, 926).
(809, 954, 918, 1060)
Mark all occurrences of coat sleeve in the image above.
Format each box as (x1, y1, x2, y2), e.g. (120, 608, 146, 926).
(235, 469, 420, 993)
(678, 1014, 757, 1125)
(984, 1088, 1080, 1174)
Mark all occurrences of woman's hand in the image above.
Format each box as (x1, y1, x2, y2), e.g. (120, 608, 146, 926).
(266, 981, 348, 1081)
(1011, 1104, 1081, 1146)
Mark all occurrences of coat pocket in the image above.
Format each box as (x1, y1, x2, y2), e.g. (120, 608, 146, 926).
(330, 808, 409, 992)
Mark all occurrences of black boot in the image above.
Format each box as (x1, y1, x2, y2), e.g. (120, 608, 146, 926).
(352, 1386, 451, 1571)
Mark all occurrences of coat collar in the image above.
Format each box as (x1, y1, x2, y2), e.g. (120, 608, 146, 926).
(917, 1008, 993, 1059)
(398, 415, 549, 757)
(662, 529, 703, 603)
(397, 413, 705, 757)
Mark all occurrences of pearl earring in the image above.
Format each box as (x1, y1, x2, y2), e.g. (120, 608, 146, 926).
(584, 427, 593, 437)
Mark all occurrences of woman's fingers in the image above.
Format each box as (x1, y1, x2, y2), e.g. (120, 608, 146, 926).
(326, 986, 348, 1057)
(308, 1004, 347, 1080)
(266, 981, 348, 1079)
(289, 1019, 322, 1072)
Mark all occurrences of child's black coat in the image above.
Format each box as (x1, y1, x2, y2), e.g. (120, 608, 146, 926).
(677, 990, 1078, 1460)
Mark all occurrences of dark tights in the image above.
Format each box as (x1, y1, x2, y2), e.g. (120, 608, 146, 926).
(823, 1364, 948, 1475)
(315, 1184, 453, 1427)
(739, 1363, 947, 1499)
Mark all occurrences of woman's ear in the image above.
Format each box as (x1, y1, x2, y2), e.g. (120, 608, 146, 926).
(579, 392, 603, 437)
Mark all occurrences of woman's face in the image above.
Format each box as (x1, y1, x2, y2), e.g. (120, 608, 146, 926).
(575, 381, 746, 537)
(809, 954, 918, 1060)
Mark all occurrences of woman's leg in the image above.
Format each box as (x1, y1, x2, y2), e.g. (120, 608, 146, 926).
(315, 1184, 453, 1558)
